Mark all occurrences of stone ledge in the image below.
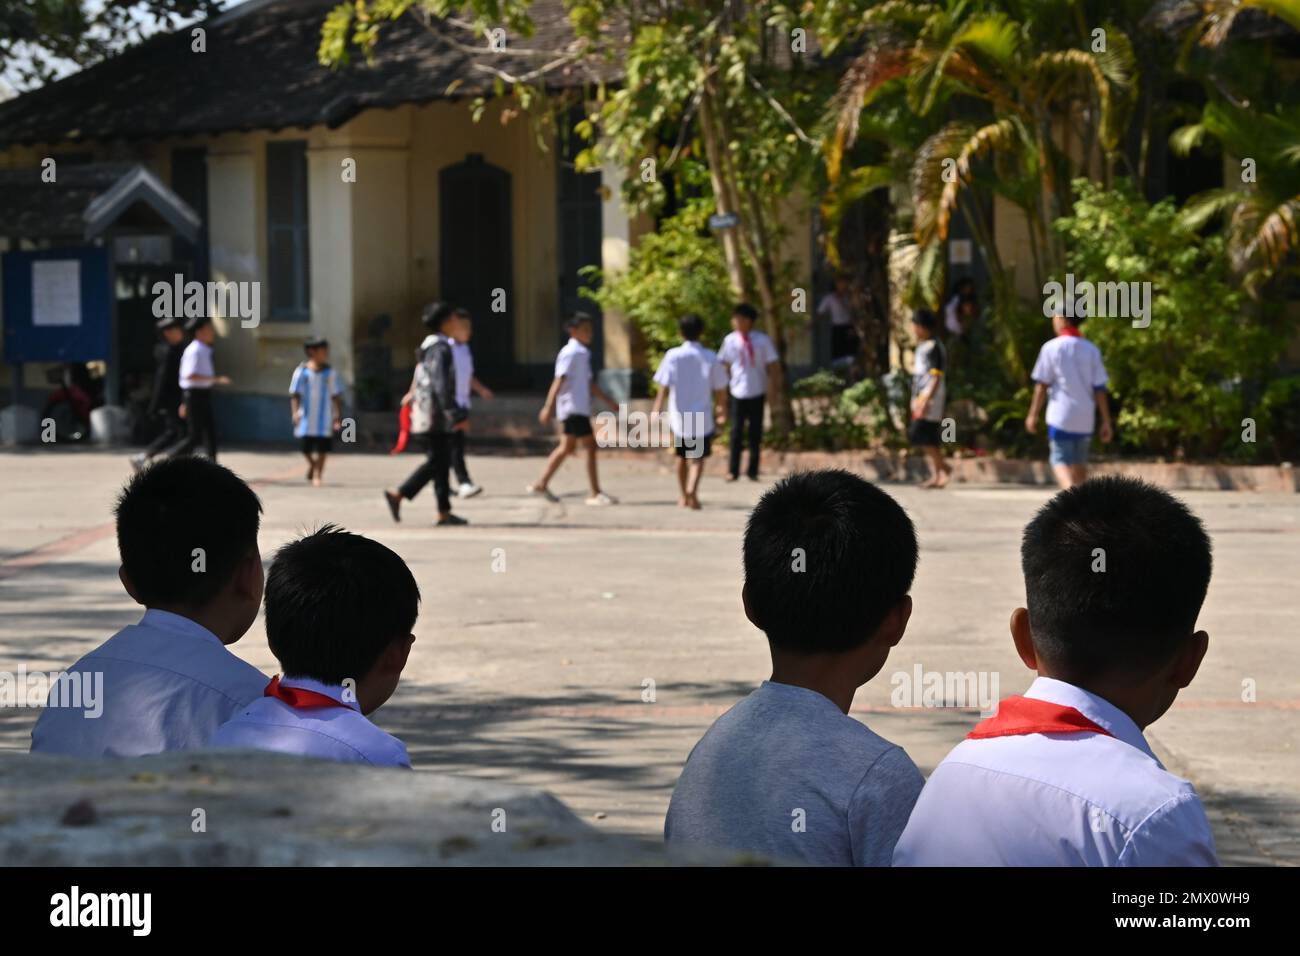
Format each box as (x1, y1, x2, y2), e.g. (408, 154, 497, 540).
(0, 751, 753, 866)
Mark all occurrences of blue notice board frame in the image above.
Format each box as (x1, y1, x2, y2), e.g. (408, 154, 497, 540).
(2, 246, 112, 363)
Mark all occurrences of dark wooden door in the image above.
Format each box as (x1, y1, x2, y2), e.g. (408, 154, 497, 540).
(440, 155, 515, 384)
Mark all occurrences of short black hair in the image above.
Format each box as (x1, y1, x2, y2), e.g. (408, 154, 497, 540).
(421, 301, 453, 332)
(1021, 476, 1212, 682)
(678, 313, 704, 341)
(912, 309, 938, 332)
(452, 307, 472, 320)
(732, 303, 758, 323)
(564, 311, 593, 332)
(115, 457, 262, 608)
(743, 470, 918, 654)
(265, 526, 421, 685)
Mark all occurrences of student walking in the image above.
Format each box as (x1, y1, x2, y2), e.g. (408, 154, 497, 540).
(165, 315, 229, 461)
(130, 317, 187, 471)
(384, 303, 469, 526)
(717, 303, 780, 482)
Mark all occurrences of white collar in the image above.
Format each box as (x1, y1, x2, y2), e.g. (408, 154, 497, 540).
(139, 608, 224, 648)
(279, 674, 362, 713)
(1025, 676, 1158, 763)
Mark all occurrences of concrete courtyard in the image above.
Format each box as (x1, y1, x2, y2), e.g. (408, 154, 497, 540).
(1, 446, 1296, 865)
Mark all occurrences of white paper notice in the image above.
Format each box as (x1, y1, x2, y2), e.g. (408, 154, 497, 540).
(32, 260, 82, 327)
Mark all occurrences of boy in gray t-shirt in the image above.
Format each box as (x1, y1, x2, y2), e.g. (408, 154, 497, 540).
(664, 470, 924, 865)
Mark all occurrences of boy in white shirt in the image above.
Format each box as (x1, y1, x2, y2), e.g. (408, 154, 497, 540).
(1025, 312, 1113, 489)
(894, 477, 1219, 867)
(31, 457, 267, 757)
(447, 309, 494, 499)
(651, 313, 729, 509)
(166, 316, 231, 461)
(717, 303, 780, 482)
(528, 313, 618, 505)
(212, 526, 416, 768)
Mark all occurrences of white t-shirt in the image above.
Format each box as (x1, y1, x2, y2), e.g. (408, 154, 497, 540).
(554, 337, 593, 419)
(717, 329, 779, 400)
(178, 339, 215, 390)
(653, 341, 728, 439)
(817, 292, 853, 327)
(452, 341, 475, 409)
(1030, 334, 1108, 436)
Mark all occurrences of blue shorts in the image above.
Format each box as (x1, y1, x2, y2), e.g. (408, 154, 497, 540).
(1049, 433, 1091, 466)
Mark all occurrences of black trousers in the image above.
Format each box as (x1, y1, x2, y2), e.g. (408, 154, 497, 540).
(144, 410, 185, 458)
(399, 431, 453, 514)
(450, 428, 471, 485)
(165, 389, 218, 460)
(728, 394, 766, 479)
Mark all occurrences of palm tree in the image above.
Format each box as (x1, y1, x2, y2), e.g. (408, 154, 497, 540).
(1157, 0, 1300, 292)
(826, 1, 1136, 301)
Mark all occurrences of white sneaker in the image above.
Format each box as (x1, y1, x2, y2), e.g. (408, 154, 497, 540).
(586, 492, 617, 506)
(527, 484, 560, 503)
(458, 482, 483, 498)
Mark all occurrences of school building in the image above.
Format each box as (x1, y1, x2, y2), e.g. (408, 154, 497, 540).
(0, 0, 819, 442)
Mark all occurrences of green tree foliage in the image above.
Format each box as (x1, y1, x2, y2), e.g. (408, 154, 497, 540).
(579, 193, 733, 376)
(1056, 178, 1299, 460)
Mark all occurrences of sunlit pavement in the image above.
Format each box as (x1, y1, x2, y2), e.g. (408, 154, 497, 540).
(2, 447, 1296, 865)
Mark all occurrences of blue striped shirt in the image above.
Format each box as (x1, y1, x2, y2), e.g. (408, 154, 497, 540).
(289, 363, 343, 438)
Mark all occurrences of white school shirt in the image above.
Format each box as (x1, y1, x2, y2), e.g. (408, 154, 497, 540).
(178, 339, 215, 390)
(211, 675, 411, 768)
(717, 330, 779, 400)
(653, 341, 727, 439)
(892, 676, 1219, 867)
(30, 609, 267, 758)
(289, 363, 343, 438)
(1030, 334, 1109, 436)
(554, 337, 593, 419)
(452, 341, 475, 410)
(817, 292, 853, 327)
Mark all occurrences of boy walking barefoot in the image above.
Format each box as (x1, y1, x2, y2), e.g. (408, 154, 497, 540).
(908, 310, 952, 489)
(528, 313, 618, 506)
(651, 313, 728, 509)
(290, 336, 344, 486)
(665, 470, 925, 865)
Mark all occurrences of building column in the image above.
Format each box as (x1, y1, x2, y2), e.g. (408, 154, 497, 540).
(598, 159, 640, 401)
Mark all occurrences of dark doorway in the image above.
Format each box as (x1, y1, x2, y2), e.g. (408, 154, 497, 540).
(171, 147, 209, 282)
(557, 115, 604, 365)
(440, 154, 516, 385)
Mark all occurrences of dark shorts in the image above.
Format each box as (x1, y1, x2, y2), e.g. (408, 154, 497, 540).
(674, 434, 713, 460)
(563, 415, 593, 437)
(301, 436, 332, 454)
(908, 418, 943, 448)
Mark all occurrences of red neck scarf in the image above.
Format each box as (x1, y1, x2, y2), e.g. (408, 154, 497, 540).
(1058, 325, 1083, 338)
(968, 695, 1112, 739)
(738, 329, 756, 366)
(264, 675, 350, 711)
